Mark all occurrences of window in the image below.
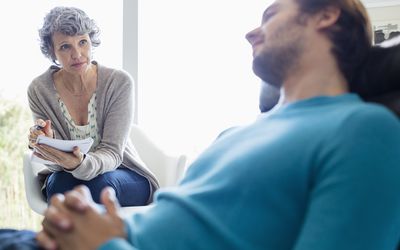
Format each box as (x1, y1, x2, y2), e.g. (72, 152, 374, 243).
(138, 0, 272, 161)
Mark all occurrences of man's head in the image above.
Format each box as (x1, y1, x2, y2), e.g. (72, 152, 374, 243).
(246, 0, 372, 87)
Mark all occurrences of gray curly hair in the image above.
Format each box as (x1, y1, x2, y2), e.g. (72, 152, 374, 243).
(39, 6, 101, 63)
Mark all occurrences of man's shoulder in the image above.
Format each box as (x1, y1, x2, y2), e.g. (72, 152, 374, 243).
(347, 101, 399, 124)
(337, 101, 400, 141)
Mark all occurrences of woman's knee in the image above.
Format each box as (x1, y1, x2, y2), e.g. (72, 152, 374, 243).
(46, 171, 117, 203)
(45, 169, 151, 206)
(89, 169, 151, 206)
(113, 170, 151, 206)
(45, 171, 82, 201)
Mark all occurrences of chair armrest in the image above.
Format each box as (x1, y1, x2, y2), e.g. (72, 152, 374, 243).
(23, 151, 48, 215)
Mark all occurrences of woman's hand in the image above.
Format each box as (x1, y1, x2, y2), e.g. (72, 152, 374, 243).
(28, 119, 54, 148)
(34, 145, 84, 170)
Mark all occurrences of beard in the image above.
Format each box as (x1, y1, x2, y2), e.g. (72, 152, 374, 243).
(252, 42, 302, 88)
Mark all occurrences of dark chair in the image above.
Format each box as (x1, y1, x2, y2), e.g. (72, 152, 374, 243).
(350, 36, 400, 116)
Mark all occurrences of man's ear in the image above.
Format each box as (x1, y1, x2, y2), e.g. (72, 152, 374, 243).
(314, 6, 341, 30)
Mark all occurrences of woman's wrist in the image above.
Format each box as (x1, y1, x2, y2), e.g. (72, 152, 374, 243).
(75, 152, 86, 168)
(64, 153, 85, 171)
(79, 152, 86, 165)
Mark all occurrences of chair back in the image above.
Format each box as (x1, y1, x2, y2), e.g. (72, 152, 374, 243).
(129, 124, 187, 187)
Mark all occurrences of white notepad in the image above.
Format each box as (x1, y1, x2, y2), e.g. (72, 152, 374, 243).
(31, 135, 94, 165)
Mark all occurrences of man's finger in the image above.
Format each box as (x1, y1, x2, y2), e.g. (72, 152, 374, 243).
(64, 188, 91, 212)
(42, 211, 63, 238)
(101, 187, 120, 216)
(45, 195, 72, 231)
(74, 185, 95, 201)
(36, 230, 58, 250)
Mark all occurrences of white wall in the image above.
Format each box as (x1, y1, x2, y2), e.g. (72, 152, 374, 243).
(368, 5, 400, 22)
(362, 0, 400, 8)
(367, 5, 400, 41)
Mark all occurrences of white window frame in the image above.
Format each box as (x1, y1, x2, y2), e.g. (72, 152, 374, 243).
(123, 0, 139, 124)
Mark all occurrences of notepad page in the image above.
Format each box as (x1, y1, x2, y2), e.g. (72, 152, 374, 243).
(31, 135, 94, 165)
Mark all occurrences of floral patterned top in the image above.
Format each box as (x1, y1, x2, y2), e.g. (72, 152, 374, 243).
(58, 93, 100, 151)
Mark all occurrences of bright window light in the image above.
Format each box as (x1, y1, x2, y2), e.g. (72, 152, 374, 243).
(138, 0, 272, 161)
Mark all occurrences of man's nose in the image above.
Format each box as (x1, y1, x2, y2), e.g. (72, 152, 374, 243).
(245, 27, 259, 45)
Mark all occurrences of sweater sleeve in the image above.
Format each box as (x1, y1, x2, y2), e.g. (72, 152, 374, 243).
(98, 239, 138, 250)
(69, 70, 135, 180)
(27, 81, 63, 173)
(27, 83, 47, 122)
(97, 217, 139, 250)
(294, 108, 400, 250)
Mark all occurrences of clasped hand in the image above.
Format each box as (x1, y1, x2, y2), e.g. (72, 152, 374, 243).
(28, 119, 83, 170)
(37, 186, 126, 250)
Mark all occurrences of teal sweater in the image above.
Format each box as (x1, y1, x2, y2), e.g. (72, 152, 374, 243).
(100, 94, 400, 250)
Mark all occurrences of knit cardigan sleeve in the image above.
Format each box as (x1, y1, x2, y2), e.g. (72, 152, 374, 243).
(27, 77, 64, 173)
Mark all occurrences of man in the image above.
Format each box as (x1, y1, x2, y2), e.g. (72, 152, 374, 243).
(33, 0, 400, 249)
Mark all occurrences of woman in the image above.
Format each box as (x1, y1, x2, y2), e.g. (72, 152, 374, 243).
(27, 6, 159, 206)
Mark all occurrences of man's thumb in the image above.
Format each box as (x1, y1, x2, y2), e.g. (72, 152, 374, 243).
(101, 187, 120, 216)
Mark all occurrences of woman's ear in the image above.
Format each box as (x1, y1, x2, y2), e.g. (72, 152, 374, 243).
(314, 6, 341, 30)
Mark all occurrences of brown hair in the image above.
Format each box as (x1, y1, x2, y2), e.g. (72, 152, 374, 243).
(296, 0, 372, 84)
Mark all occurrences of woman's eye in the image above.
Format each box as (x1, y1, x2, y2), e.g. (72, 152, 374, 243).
(60, 44, 70, 50)
(79, 39, 88, 46)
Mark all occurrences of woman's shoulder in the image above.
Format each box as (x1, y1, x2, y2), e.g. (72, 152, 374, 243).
(28, 66, 59, 92)
(97, 62, 132, 79)
(96, 61, 134, 88)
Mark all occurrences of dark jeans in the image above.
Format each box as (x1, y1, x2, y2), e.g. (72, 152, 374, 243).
(0, 229, 40, 250)
(45, 167, 150, 206)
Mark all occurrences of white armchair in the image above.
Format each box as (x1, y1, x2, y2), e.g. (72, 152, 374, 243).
(23, 124, 187, 215)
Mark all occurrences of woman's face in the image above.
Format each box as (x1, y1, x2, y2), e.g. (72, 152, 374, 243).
(52, 32, 93, 75)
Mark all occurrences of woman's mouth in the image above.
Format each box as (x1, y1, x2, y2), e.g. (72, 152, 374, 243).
(71, 62, 86, 68)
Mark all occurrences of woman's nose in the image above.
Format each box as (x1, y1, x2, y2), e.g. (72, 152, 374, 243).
(71, 47, 81, 59)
